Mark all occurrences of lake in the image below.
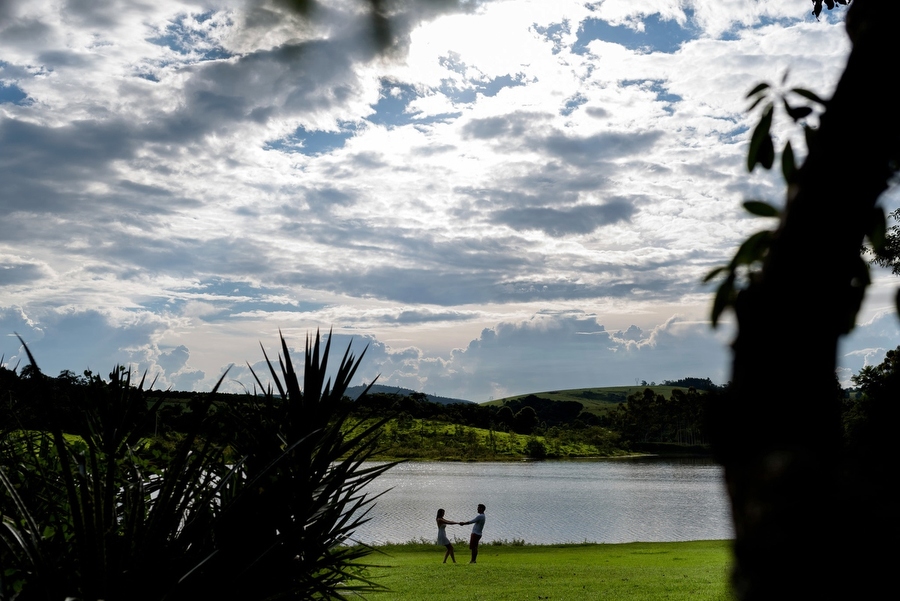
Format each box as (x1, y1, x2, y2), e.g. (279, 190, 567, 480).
(351, 457, 733, 545)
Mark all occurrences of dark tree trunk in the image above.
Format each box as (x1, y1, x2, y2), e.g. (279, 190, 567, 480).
(714, 1, 899, 598)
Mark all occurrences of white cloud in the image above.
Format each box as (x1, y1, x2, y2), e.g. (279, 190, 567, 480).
(0, 0, 880, 398)
(333, 311, 732, 401)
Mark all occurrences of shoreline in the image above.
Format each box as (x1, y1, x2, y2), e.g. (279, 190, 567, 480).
(363, 538, 735, 549)
(368, 451, 714, 462)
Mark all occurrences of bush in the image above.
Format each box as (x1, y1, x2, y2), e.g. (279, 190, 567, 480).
(524, 438, 547, 459)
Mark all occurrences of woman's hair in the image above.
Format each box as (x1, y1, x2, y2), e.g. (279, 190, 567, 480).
(436, 508, 445, 519)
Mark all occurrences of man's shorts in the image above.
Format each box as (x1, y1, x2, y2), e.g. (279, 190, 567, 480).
(469, 533, 482, 549)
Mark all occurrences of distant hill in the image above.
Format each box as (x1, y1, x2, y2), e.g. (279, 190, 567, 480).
(487, 385, 706, 415)
(345, 384, 473, 406)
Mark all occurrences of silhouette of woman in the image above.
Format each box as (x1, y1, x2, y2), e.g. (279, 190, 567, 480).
(436, 508, 458, 563)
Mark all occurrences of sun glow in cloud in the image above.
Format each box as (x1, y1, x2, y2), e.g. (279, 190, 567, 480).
(1, 0, 893, 398)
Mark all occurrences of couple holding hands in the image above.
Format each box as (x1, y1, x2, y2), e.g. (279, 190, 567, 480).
(436, 504, 486, 564)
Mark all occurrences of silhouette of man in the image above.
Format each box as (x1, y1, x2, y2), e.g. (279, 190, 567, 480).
(461, 504, 486, 563)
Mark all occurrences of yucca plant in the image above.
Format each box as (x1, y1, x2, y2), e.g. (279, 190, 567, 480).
(0, 331, 396, 600)
(176, 330, 398, 600)
(0, 344, 230, 601)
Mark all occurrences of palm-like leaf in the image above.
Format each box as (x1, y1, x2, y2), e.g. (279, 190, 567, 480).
(0, 330, 394, 600)
(207, 329, 397, 600)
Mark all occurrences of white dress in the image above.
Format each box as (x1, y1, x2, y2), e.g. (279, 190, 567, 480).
(437, 522, 450, 545)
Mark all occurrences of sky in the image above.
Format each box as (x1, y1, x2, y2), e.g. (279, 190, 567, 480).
(2, 0, 898, 401)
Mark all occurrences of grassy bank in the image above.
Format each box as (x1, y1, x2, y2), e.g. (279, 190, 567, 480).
(367, 418, 623, 461)
(361, 540, 734, 600)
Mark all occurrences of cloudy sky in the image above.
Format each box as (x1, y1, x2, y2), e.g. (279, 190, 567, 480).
(2, 0, 897, 400)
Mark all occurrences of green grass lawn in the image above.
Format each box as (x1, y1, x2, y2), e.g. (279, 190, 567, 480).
(361, 540, 735, 600)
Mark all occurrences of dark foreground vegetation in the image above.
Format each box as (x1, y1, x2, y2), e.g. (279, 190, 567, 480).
(3, 4, 896, 600)
(0, 333, 396, 601)
(286, 376, 721, 459)
(700, 2, 898, 597)
(0, 332, 892, 600)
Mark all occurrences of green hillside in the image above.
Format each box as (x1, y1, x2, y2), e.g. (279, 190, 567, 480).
(486, 385, 687, 415)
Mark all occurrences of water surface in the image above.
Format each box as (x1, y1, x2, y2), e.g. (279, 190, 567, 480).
(352, 457, 733, 545)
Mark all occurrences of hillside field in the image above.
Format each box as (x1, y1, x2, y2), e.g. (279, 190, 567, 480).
(486, 385, 688, 415)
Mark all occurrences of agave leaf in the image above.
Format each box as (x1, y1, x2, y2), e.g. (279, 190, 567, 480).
(258, 342, 287, 399)
(703, 265, 729, 283)
(0, 469, 45, 568)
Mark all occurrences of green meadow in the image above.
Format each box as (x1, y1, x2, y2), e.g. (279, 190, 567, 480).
(371, 417, 623, 460)
(487, 385, 690, 416)
(362, 540, 734, 601)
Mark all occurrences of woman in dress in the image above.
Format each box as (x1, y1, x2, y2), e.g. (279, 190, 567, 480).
(436, 508, 458, 563)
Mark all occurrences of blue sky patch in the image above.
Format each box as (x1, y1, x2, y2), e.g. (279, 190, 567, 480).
(147, 11, 232, 61)
(367, 79, 420, 127)
(720, 123, 749, 144)
(436, 52, 527, 105)
(621, 79, 682, 114)
(574, 12, 695, 55)
(364, 79, 461, 128)
(532, 21, 571, 55)
(561, 92, 588, 116)
(440, 72, 527, 105)
(718, 15, 797, 41)
(265, 122, 358, 155)
(134, 70, 160, 83)
(478, 73, 528, 98)
(0, 83, 29, 105)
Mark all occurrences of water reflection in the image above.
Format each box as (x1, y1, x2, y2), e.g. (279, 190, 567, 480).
(352, 458, 733, 545)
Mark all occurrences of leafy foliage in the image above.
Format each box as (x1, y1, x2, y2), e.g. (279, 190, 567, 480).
(705, 70, 885, 331)
(358, 389, 630, 454)
(845, 346, 899, 459)
(609, 387, 712, 447)
(0, 331, 395, 601)
(709, 3, 900, 597)
(811, 0, 852, 20)
(704, 76, 823, 326)
(661, 377, 719, 392)
(867, 208, 900, 279)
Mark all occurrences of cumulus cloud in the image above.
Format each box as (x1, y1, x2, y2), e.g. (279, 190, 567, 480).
(0, 1, 867, 398)
(0, 256, 51, 286)
(837, 310, 900, 386)
(0, 307, 166, 377)
(335, 311, 732, 401)
(492, 200, 636, 236)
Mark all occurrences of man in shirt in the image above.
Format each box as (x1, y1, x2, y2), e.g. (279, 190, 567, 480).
(461, 504, 486, 564)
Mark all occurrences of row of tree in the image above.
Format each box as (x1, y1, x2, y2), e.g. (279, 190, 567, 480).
(609, 387, 712, 447)
(7, 358, 886, 456)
